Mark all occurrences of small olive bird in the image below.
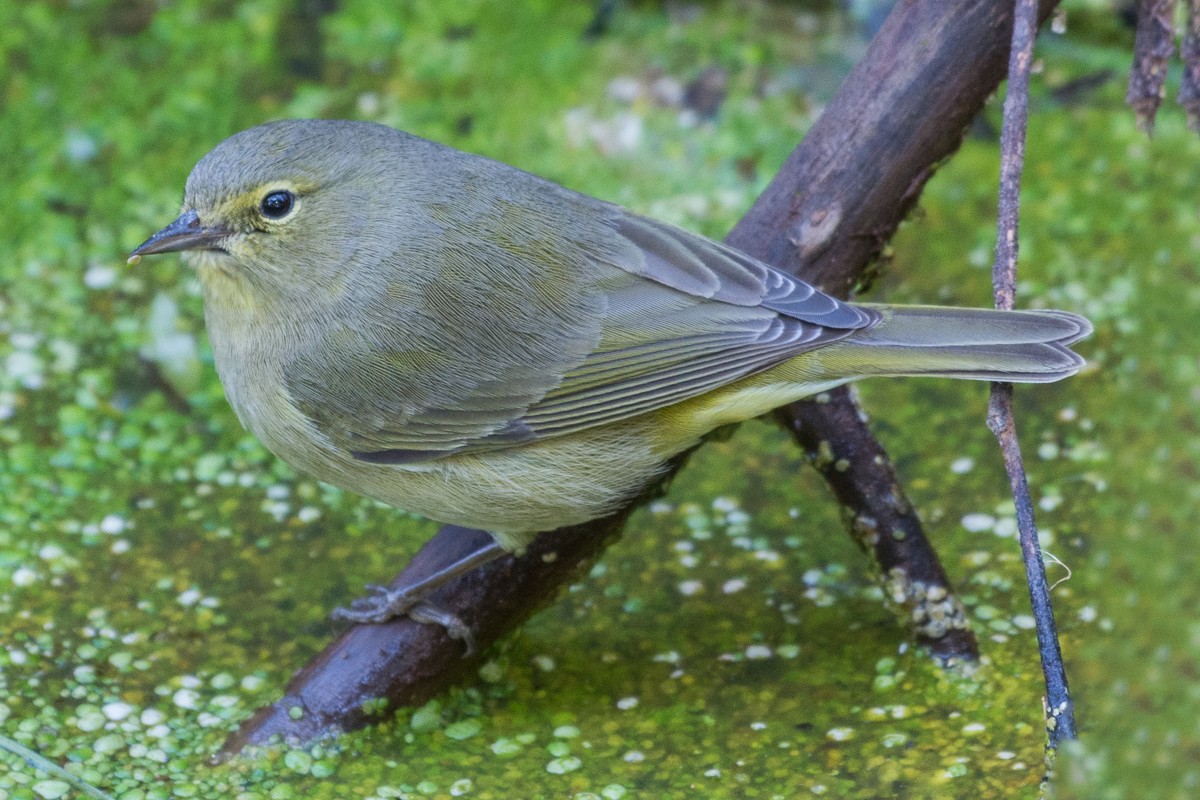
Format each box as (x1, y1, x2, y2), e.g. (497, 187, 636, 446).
(131, 119, 1089, 633)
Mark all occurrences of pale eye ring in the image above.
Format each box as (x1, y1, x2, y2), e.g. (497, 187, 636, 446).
(260, 189, 295, 220)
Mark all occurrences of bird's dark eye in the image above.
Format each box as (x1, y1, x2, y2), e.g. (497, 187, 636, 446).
(260, 190, 295, 220)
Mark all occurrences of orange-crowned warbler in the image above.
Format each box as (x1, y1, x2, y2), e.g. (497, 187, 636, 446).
(131, 119, 1089, 632)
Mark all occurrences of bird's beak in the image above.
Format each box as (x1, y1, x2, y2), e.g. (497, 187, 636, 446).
(128, 209, 231, 264)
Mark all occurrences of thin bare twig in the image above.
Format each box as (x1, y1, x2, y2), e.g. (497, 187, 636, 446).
(989, 0, 1078, 749)
(1180, 0, 1200, 129)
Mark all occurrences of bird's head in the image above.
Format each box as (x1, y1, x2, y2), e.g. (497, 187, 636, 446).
(130, 119, 407, 307)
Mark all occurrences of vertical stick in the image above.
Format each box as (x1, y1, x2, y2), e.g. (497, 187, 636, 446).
(989, 0, 1078, 747)
(1179, 0, 1200, 130)
(1126, 0, 1178, 133)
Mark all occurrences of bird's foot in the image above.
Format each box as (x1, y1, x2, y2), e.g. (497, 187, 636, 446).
(408, 601, 477, 656)
(332, 585, 477, 655)
(331, 582, 416, 623)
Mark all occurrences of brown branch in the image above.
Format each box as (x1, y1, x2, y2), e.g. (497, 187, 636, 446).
(222, 0, 1063, 752)
(1127, 0, 1178, 133)
(989, 0, 1078, 748)
(773, 390, 977, 661)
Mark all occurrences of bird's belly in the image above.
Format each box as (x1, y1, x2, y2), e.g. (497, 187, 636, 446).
(225, 369, 674, 550)
(346, 418, 674, 550)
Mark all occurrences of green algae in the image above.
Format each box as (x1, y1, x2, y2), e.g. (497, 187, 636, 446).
(0, 0, 1194, 797)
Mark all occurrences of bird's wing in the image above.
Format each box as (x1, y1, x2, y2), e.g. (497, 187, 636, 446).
(285, 209, 876, 464)
(498, 215, 875, 442)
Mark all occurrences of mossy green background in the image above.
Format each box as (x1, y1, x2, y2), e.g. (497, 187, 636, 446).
(0, 1, 1193, 797)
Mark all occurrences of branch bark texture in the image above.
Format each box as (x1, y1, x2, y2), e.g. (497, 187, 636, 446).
(1126, 0, 1177, 132)
(223, 0, 1062, 752)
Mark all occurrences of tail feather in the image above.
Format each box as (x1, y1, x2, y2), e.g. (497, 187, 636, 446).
(822, 305, 1091, 383)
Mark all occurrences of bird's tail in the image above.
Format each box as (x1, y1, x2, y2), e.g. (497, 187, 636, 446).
(817, 305, 1092, 383)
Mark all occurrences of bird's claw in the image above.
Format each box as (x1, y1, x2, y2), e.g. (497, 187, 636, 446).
(408, 601, 477, 657)
(332, 586, 476, 656)
(331, 585, 419, 624)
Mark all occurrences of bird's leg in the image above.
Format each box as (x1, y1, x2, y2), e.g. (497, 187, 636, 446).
(332, 540, 508, 655)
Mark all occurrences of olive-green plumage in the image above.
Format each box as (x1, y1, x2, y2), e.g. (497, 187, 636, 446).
(132, 119, 1090, 552)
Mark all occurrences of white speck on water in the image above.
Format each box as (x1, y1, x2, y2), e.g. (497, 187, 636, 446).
(102, 702, 134, 721)
(616, 696, 638, 710)
(6, 351, 45, 389)
(356, 91, 380, 116)
(745, 645, 772, 660)
(607, 76, 642, 104)
(32, 780, 71, 799)
(826, 727, 854, 741)
(563, 108, 643, 155)
(961, 513, 995, 532)
(172, 689, 200, 709)
(1038, 441, 1060, 460)
(10, 332, 37, 349)
(722, 578, 747, 594)
(12, 567, 37, 586)
(678, 580, 704, 596)
(1039, 493, 1062, 512)
(623, 751, 645, 763)
(950, 456, 975, 474)
(263, 500, 290, 522)
(712, 496, 739, 512)
(64, 129, 98, 162)
(993, 516, 1018, 538)
(38, 545, 64, 561)
(100, 514, 127, 534)
(84, 263, 119, 289)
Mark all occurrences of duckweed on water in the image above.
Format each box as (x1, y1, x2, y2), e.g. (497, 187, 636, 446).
(1, 0, 1196, 797)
